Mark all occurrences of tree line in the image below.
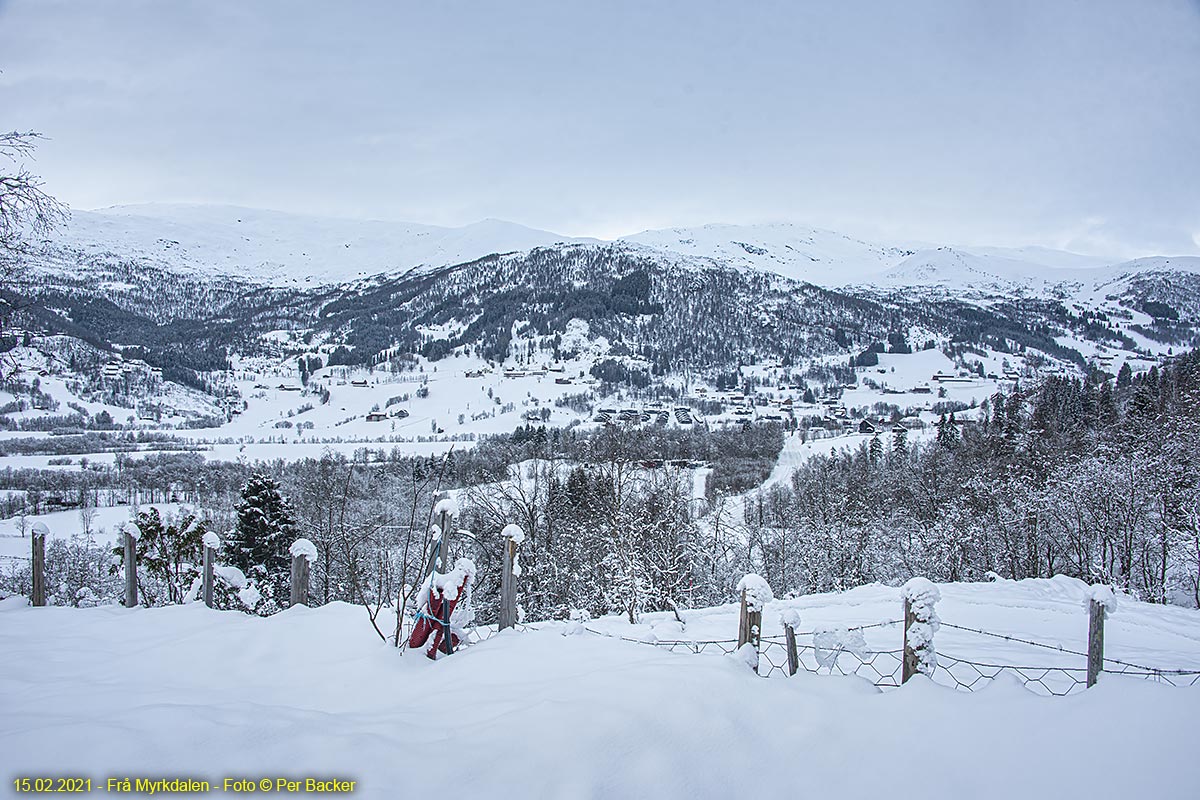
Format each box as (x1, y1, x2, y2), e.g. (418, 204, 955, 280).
(743, 351, 1200, 606)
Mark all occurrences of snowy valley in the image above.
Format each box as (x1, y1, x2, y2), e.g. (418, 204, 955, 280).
(3, 208, 1200, 799)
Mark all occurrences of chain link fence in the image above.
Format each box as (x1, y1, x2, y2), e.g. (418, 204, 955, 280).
(574, 617, 1200, 696)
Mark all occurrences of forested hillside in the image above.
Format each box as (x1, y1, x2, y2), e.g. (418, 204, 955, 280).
(746, 351, 1200, 605)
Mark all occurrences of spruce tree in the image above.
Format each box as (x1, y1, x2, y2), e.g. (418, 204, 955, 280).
(229, 473, 295, 607)
(1116, 361, 1132, 389)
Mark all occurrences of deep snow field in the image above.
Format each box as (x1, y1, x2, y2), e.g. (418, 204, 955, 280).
(3, 577, 1199, 799)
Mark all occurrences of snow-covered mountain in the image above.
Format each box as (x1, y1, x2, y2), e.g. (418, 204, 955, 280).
(29, 203, 1200, 297)
(11, 201, 1200, 434)
(42, 204, 587, 287)
(620, 222, 915, 285)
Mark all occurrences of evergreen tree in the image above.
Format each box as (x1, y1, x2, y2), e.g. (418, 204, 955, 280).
(1116, 361, 1132, 389)
(936, 413, 960, 448)
(228, 472, 295, 608)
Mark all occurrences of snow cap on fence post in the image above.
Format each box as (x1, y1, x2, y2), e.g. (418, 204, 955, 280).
(501, 523, 526, 544)
(202, 531, 222, 551)
(433, 495, 458, 519)
(1084, 584, 1118, 619)
(779, 608, 802, 630)
(902, 577, 940, 682)
(736, 573, 774, 611)
(289, 538, 318, 562)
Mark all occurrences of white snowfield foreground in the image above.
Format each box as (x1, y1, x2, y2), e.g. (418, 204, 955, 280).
(3, 579, 1200, 800)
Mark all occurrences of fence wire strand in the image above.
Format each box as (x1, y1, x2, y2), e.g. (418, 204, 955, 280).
(572, 617, 1200, 696)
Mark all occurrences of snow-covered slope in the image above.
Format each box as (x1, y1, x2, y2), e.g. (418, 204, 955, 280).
(32, 204, 1200, 295)
(876, 246, 1116, 290)
(621, 221, 915, 285)
(2, 578, 1197, 799)
(41, 204, 584, 286)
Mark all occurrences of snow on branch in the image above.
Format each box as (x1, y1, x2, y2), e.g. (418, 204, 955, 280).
(736, 573, 774, 612)
(289, 538, 318, 563)
(214, 565, 247, 590)
(431, 557, 477, 603)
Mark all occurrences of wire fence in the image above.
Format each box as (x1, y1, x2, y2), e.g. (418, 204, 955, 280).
(574, 617, 1200, 696)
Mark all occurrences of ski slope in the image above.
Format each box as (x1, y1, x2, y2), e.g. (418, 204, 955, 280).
(1, 578, 1198, 799)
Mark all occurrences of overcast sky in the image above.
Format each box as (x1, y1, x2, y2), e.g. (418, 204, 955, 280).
(2, 0, 1198, 255)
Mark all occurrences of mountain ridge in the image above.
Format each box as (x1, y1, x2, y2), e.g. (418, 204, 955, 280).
(38, 202, 1197, 294)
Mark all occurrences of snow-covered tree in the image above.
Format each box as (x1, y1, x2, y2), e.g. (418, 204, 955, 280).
(228, 473, 295, 611)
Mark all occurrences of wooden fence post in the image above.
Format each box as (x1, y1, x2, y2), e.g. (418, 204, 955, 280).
(123, 529, 138, 608)
(902, 596, 916, 683)
(201, 532, 218, 609)
(289, 538, 317, 608)
(778, 609, 802, 676)
(30, 521, 48, 607)
(737, 589, 752, 648)
(434, 496, 455, 573)
(498, 524, 524, 630)
(1086, 587, 1115, 688)
(784, 622, 799, 676)
(735, 575, 772, 671)
(902, 577, 940, 684)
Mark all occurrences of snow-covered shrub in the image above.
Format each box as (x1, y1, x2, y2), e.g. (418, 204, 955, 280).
(111, 508, 209, 606)
(0, 534, 124, 606)
(731, 642, 760, 672)
(184, 562, 265, 612)
(412, 556, 478, 638)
